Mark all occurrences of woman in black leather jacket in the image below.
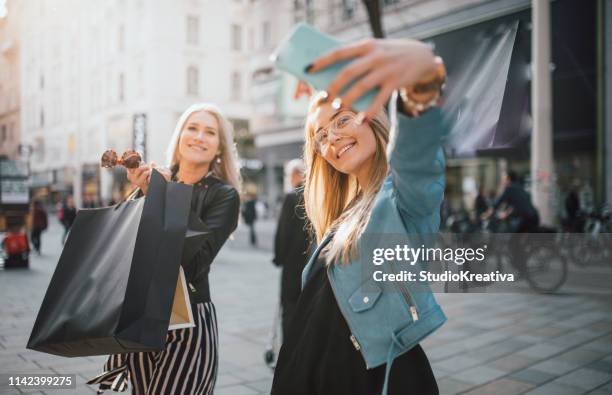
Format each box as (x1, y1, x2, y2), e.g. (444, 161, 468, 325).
(89, 103, 241, 395)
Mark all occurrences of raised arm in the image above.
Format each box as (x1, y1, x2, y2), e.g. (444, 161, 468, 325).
(389, 107, 448, 222)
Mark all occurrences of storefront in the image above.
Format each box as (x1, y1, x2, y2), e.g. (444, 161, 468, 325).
(253, 0, 604, 222)
(390, 0, 600, 222)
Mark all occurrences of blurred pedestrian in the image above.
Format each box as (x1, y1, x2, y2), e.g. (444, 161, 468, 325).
(483, 171, 539, 232)
(272, 159, 311, 342)
(474, 184, 489, 226)
(83, 195, 97, 208)
(30, 200, 48, 255)
(482, 170, 539, 275)
(57, 201, 64, 224)
(61, 195, 77, 244)
(564, 180, 581, 232)
(242, 189, 258, 246)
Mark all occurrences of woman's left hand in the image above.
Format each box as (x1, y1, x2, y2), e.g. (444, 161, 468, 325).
(307, 38, 438, 118)
(146, 162, 172, 183)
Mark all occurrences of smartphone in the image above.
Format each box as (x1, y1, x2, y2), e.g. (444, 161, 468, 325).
(271, 23, 377, 113)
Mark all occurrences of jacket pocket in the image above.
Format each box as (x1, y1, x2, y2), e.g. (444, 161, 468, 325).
(348, 279, 383, 313)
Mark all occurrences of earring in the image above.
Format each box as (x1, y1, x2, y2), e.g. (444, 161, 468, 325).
(216, 156, 221, 164)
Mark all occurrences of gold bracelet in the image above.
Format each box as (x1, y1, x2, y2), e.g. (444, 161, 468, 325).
(399, 56, 446, 117)
(399, 88, 441, 117)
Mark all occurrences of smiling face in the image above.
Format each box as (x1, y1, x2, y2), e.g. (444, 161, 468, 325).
(310, 103, 377, 181)
(177, 110, 221, 166)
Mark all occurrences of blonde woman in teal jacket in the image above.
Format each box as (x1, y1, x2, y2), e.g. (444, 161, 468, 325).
(271, 38, 448, 395)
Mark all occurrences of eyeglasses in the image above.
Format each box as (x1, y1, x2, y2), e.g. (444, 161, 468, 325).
(101, 149, 142, 169)
(314, 111, 356, 153)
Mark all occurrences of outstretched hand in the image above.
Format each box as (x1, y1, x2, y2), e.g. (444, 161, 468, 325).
(307, 38, 438, 118)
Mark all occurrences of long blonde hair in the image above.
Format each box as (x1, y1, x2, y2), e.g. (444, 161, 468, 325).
(166, 103, 241, 191)
(303, 92, 390, 264)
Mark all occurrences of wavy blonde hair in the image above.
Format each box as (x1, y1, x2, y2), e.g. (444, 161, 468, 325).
(165, 103, 241, 191)
(304, 92, 390, 265)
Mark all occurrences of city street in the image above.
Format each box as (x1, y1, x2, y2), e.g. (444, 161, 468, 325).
(1, 218, 612, 395)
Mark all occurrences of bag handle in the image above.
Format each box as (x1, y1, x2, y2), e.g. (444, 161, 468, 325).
(123, 187, 142, 203)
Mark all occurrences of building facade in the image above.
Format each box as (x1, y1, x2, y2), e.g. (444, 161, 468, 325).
(0, 0, 21, 160)
(14, 0, 252, 207)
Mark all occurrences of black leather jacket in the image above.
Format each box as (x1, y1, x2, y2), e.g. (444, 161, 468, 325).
(180, 174, 240, 304)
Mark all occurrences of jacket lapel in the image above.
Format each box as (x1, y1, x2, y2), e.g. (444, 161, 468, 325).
(301, 232, 334, 289)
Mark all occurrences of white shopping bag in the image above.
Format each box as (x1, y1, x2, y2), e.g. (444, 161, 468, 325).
(168, 267, 196, 330)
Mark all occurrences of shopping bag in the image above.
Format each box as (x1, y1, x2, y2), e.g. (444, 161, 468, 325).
(27, 170, 195, 357)
(169, 266, 195, 330)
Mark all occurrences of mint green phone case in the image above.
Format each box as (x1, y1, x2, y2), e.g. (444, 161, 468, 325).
(272, 23, 377, 113)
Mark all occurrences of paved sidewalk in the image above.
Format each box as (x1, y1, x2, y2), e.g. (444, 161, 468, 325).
(0, 218, 611, 394)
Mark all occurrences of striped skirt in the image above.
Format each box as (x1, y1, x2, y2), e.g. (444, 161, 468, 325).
(87, 302, 218, 395)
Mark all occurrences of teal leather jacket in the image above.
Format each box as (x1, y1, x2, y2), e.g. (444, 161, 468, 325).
(302, 107, 449, 395)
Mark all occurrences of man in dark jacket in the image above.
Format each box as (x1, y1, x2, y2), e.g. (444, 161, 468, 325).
(483, 170, 539, 275)
(30, 200, 48, 255)
(61, 195, 77, 244)
(242, 192, 258, 246)
(491, 170, 539, 232)
(273, 159, 311, 341)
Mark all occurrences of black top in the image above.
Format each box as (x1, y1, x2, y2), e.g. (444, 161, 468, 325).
(273, 187, 312, 302)
(271, 255, 439, 395)
(493, 183, 538, 219)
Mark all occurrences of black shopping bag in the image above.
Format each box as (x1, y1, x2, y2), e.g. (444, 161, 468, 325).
(27, 170, 199, 357)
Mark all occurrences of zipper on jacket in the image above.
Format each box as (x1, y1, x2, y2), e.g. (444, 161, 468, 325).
(410, 305, 419, 321)
(326, 265, 368, 364)
(392, 263, 419, 321)
(397, 284, 418, 321)
(349, 334, 361, 351)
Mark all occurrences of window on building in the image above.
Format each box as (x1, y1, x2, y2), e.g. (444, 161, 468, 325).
(40, 108, 45, 127)
(119, 73, 125, 102)
(343, 0, 356, 19)
(231, 24, 242, 51)
(187, 66, 199, 95)
(248, 27, 255, 51)
(231, 71, 241, 101)
(138, 64, 145, 96)
(1, 125, 6, 143)
(186, 15, 200, 45)
(305, 0, 314, 23)
(118, 24, 125, 52)
(262, 21, 271, 48)
(40, 74, 44, 90)
(383, 0, 400, 5)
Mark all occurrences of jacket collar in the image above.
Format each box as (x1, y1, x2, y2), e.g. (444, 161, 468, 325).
(301, 231, 334, 288)
(172, 168, 215, 186)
